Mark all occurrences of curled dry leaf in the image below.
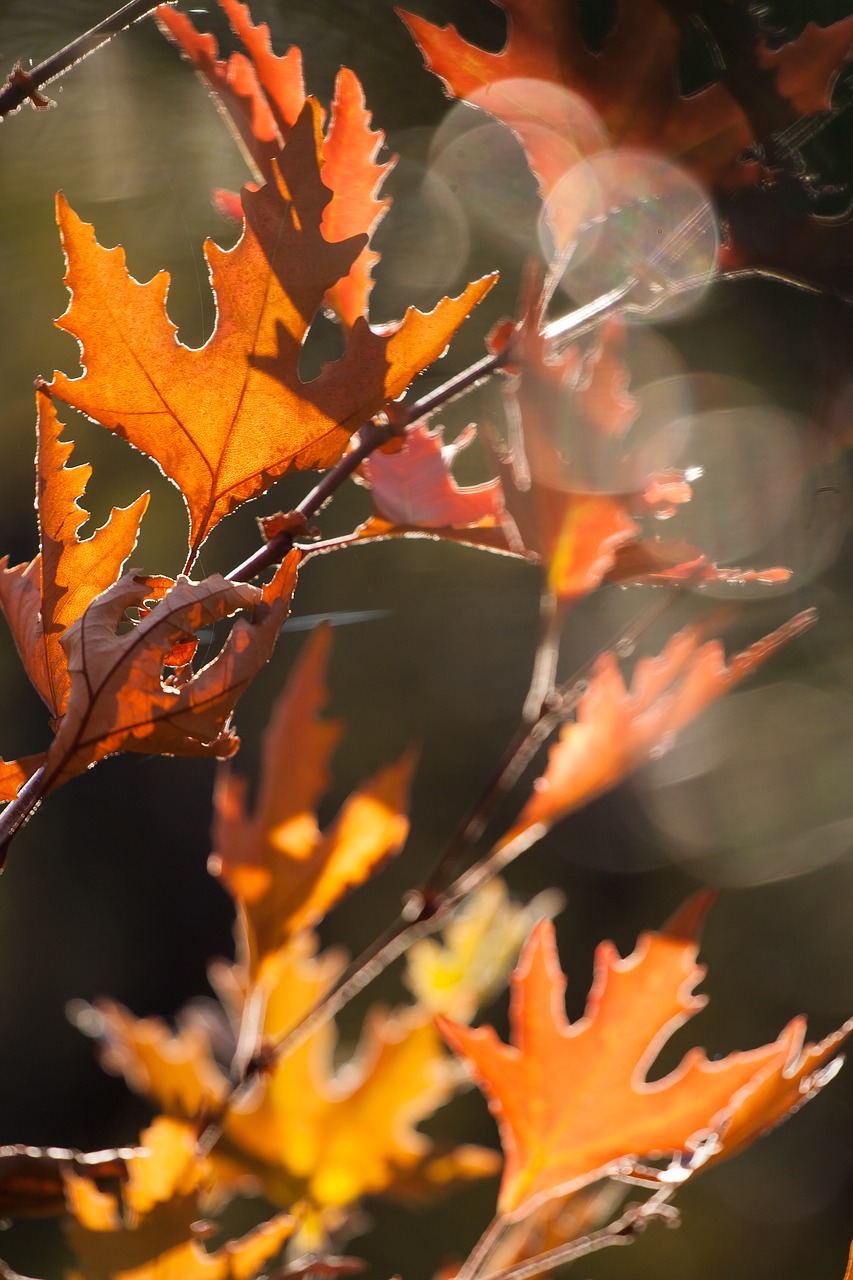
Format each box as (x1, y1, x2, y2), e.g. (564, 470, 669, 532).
(503, 608, 817, 851)
(211, 623, 415, 975)
(37, 555, 299, 796)
(157, 0, 392, 327)
(65, 1115, 293, 1280)
(438, 895, 850, 1220)
(49, 104, 495, 565)
(81, 931, 499, 1220)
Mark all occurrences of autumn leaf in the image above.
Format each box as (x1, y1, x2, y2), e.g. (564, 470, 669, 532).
(210, 623, 415, 975)
(64, 1115, 293, 1280)
(49, 103, 494, 566)
(157, 2, 391, 328)
(490, 286, 790, 600)
(81, 931, 498, 1221)
(437, 895, 848, 1220)
(0, 390, 148, 719)
(33, 555, 299, 797)
(404, 877, 561, 1024)
(355, 423, 508, 552)
(399, 1, 853, 198)
(501, 608, 816, 851)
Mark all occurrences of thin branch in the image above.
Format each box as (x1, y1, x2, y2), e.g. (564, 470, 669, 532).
(477, 1190, 679, 1280)
(457, 1215, 508, 1280)
(0, 2, 171, 120)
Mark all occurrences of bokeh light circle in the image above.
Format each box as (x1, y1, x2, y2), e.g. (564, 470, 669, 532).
(541, 150, 720, 321)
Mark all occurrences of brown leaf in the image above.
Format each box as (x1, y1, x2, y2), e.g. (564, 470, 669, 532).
(38, 556, 299, 795)
(210, 624, 415, 974)
(49, 105, 495, 565)
(438, 897, 846, 1219)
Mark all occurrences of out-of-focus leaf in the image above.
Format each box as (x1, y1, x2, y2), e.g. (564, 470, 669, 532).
(211, 624, 415, 975)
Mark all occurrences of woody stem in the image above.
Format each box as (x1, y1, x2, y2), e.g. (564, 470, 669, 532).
(0, 1, 170, 119)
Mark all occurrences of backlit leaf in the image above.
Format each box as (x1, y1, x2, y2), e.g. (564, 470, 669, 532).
(49, 105, 494, 565)
(438, 897, 847, 1219)
(210, 624, 415, 974)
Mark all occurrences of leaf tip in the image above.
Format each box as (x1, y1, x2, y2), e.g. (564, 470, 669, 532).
(662, 890, 717, 944)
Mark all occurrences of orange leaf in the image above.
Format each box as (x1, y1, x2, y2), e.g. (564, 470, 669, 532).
(210, 624, 415, 973)
(438, 897, 844, 1220)
(399, 0, 757, 195)
(358, 423, 506, 548)
(0, 390, 148, 718)
(158, 3, 393, 327)
(50, 104, 495, 564)
(37, 556, 299, 795)
(503, 609, 816, 849)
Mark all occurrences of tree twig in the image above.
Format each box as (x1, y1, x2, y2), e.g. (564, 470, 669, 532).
(0, 2, 171, 120)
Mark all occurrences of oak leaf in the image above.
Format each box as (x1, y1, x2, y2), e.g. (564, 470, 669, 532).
(355, 423, 508, 552)
(65, 1116, 293, 1280)
(157, 1, 391, 327)
(502, 609, 816, 851)
(210, 623, 415, 975)
(82, 932, 499, 1219)
(49, 104, 494, 565)
(399, 2, 853, 198)
(35, 556, 299, 796)
(438, 896, 848, 1220)
(0, 391, 147, 719)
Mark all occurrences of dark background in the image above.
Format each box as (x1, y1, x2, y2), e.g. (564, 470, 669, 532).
(2, 1, 853, 1277)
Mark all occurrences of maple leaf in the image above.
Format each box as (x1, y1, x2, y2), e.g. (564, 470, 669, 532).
(438, 895, 849, 1220)
(501, 608, 815, 852)
(0, 390, 148, 719)
(157, 1, 392, 328)
(210, 623, 416, 975)
(49, 103, 494, 567)
(64, 1115, 293, 1280)
(29, 555, 299, 798)
(82, 931, 498, 1222)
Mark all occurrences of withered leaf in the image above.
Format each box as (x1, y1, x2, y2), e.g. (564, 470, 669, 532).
(38, 556, 299, 795)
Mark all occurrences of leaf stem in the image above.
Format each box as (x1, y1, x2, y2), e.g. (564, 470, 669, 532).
(0, 1, 171, 119)
(0, 766, 49, 869)
(456, 1215, 508, 1280)
(476, 1189, 679, 1280)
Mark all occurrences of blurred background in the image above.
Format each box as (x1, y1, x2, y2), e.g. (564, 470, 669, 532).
(2, 0, 853, 1276)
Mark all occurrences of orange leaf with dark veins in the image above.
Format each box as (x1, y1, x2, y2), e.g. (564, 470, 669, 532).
(157, 2, 393, 327)
(49, 105, 494, 566)
(502, 609, 816, 850)
(210, 624, 415, 975)
(438, 896, 849, 1220)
